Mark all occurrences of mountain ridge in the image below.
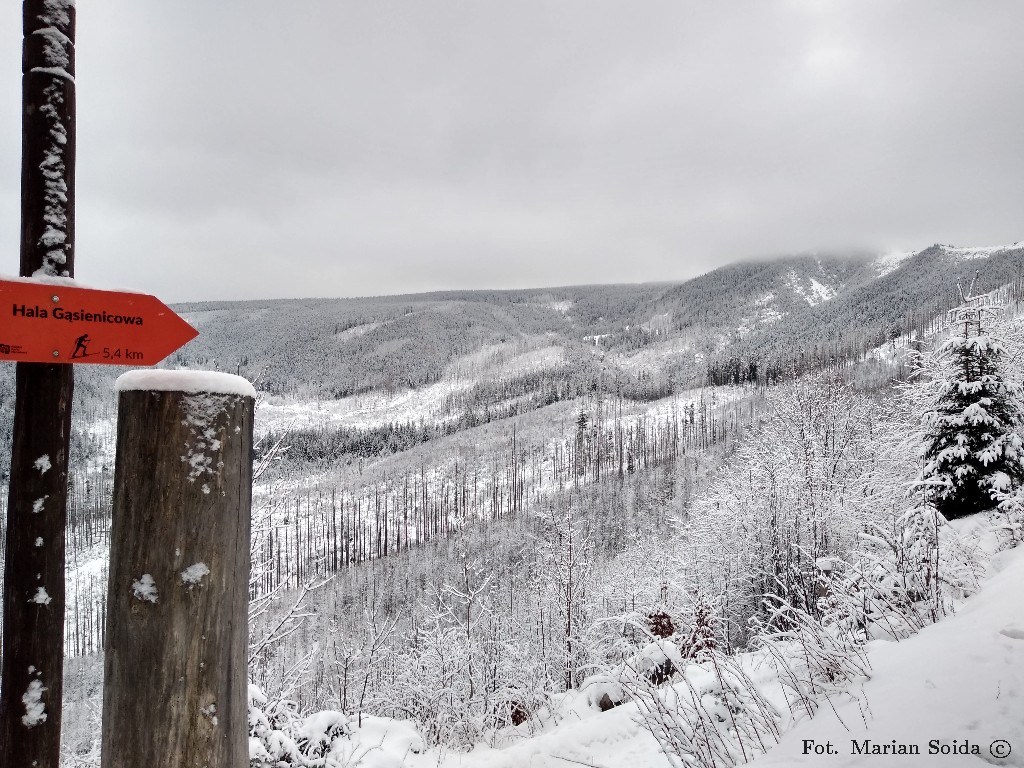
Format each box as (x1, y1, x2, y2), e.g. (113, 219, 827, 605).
(168, 242, 1023, 398)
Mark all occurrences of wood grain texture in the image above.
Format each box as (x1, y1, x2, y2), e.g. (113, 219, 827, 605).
(101, 389, 253, 768)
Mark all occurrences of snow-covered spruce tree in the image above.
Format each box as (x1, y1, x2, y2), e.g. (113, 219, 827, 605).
(921, 304, 1024, 519)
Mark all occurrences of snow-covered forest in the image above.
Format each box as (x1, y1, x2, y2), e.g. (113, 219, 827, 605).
(2, 246, 1024, 766)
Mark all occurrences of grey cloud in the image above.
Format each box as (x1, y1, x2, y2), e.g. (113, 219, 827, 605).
(0, 1, 1022, 300)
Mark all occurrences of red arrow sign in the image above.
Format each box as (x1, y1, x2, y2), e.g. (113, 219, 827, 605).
(0, 279, 198, 366)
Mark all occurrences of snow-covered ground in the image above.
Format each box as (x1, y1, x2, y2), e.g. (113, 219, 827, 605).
(255, 341, 570, 435)
(623, 385, 746, 423)
(255, 378, 476, 434)
(873, 251, 915, 278)
(749, 542, 1024, 767)
(942, 242, 1024, 260)
(442, 340, 566, 382)
(864, 278, 1024, 369)
(872, 242, 1024, 277)
(251, 537, 1024, 767)
(787, 270, 837, 307)
(613, 336, 695, 374)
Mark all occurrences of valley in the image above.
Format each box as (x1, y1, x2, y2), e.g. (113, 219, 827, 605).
(2, 242, 1024, 766)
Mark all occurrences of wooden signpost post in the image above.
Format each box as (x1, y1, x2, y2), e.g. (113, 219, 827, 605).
(1, 3, 78, 766)
(2, 5, 250, 767)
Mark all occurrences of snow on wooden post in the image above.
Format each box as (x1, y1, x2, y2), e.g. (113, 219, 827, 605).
(0, 2, 76, 764)
(101, 371, 255, 768)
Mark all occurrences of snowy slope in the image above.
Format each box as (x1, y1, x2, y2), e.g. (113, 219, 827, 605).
(252, 539, 1024, 768)
(442, 544, 1024, 767)
(747, 544, 1024, 767)
(872, 251, 915, 278)
(940, 242, 1024, 260)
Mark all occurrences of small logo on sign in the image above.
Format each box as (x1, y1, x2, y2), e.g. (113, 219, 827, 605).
(71, 333, 95, 359)
(0, 342, 26, 355)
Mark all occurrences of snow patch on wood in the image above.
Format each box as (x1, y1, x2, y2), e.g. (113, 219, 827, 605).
(181, 562, 210, 586)
(177, 393, 231, 484)
(33, 74, 72, 276)
(131, 574, 158, 603)
(31, 65, 74, 83)
(37, 0, 74, 28)
(21, 679, 47, 728)
(200, 702, 218, 727)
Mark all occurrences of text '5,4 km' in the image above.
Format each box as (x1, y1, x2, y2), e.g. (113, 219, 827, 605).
(0, 279, 198, 366)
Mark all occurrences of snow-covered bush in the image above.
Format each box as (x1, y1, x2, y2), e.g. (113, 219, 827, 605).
(248, 684, 306, 766)
(990, 486, 1024, 549)
(579, 673, 626, 711)
(625, 651, 781, 768)
(681, 376, 892, 645)
(753, 599, 871, 723)
(369, 575, 555, 749)
(821, 495, 984, 644)
(247, 683, 424, 768)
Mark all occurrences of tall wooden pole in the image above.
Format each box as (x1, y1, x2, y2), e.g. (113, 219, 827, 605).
(0, 2, 76, 765)
(102, 372, 254, 768)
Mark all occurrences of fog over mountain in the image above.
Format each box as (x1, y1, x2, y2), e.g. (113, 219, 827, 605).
(1, 2, 1022, 300)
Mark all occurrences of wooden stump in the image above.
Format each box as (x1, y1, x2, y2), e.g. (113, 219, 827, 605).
(101, 372, 254, 768)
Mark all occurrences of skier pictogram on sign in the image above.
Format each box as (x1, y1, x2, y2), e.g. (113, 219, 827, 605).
(71, 333, 93, 359)
(0, 279, 198, 366)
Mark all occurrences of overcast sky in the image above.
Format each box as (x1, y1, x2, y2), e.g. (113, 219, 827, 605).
(1, 1, 1022, 302)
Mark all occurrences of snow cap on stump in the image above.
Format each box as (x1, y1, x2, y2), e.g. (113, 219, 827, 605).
(115, 370, 256, 398)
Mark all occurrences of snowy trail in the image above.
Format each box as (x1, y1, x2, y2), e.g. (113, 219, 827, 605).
(749, 545, 1024, 767)
(408, 700, 671, 768)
